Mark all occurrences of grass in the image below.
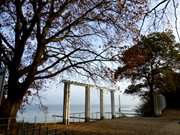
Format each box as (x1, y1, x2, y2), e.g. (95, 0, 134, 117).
(1, 109, 180, 135)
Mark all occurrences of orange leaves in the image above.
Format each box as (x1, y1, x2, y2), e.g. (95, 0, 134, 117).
(122, 45, 149, 68)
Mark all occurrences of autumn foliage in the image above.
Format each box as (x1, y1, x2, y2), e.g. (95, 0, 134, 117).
(115, 31, 180, 115)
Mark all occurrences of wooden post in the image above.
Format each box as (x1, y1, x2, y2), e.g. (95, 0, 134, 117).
(32, 124, 35, 135)
(16, 127, 19, 135)
(46, 127, 48, 135)
(54, 128, 57, 135)
(111, 91, 115, 119)
(100, 89, 104, 120)
(63, 82, 70, 125)
(85, 85, 90, 122)
(38, 125, 41, 135)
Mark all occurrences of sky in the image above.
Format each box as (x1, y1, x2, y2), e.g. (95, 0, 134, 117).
(29, 78, 141, 108)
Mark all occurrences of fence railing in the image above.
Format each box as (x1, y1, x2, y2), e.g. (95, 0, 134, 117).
(52, 110, 140, 123)
(0, 122, 70, 135)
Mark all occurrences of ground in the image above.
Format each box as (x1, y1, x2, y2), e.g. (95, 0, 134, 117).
(48, 109, 180, 135)
(1, 109, 180, 135)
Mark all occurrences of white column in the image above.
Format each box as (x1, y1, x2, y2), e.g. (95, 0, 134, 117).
(111, 91, 115, 119)
(85, 85, 90, 122)
(63, 82, 70, 125)
(100, 89, 104, 120)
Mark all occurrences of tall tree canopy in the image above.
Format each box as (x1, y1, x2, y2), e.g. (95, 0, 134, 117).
(155, 70, 180, 108)
(0, 0, 148, 131)
(115, 31, 180, 115)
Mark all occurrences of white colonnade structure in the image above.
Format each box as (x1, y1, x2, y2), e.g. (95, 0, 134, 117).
(62, 80, 117, 125)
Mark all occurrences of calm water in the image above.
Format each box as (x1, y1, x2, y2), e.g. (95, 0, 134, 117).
(17, 104, 137, 123)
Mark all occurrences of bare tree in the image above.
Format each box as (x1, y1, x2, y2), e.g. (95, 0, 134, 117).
(0, 0, 147, 132)
(140, 0, 180, 40)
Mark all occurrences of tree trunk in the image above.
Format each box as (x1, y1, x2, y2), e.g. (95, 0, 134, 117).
(0, 62, 35, 134)
(0, 94, 23, 135)
(149, 86, 155, 116)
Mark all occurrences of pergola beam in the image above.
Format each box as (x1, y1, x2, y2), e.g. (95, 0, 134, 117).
(62, 80, 116, 91)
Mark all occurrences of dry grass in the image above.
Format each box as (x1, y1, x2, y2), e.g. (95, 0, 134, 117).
(47, 109, 180, 135)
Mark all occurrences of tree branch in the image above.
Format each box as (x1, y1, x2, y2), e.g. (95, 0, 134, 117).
(0, 33, 14, 51)
(172, 0, 180, 41)
(45, 1, 106, 44)
(35, 48, 81, 75)
(35, 58, 110, 80)
(140, 0, 170, 32)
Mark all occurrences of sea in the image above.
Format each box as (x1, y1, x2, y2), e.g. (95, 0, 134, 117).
(16, 104, 137, 123)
